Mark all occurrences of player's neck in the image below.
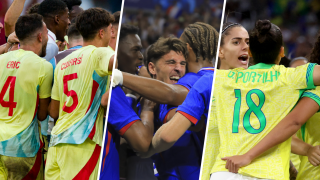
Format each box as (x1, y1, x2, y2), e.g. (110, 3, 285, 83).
(187, 58, 213, 73)
(83, 38, 105, 48)
(20, 43, 41, 56)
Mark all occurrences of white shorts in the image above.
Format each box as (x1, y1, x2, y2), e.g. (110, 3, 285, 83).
(210, 172, 272, 180)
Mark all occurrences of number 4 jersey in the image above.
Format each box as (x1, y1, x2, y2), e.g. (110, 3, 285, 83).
(211, 63, 316, 180)
(0, 49, 52, 157)
(50, 45, 113, 147)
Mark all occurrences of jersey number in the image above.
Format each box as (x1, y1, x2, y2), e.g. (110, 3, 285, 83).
(232, 89, 266, 134)
(0, 76, 17, 116)
(62, 73, 78, 113)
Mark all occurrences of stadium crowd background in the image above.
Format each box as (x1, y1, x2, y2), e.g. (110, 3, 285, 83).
(122, 0, 223, 53)
(0, 0, 121, 45)
(225, 0, 320, 60)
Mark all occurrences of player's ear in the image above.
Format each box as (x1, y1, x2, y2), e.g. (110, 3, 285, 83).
(54, 15, 59, 25)
(148, 62, 156, 77)
(99, 29, 104, 39)
(279, 46, 285, 58)
(218, 47, 224, 59)
(248, 49, 253, 57)
(38, 32, 43, 42)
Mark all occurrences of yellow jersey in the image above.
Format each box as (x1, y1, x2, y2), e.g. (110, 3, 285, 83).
(50, 45, 113, 147)
(211, 63, 315, 180)
(296, 87, 320, 180)
(0, 49, 52, 157)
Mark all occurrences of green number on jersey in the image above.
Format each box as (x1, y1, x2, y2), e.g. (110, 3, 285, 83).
(232, 89, 266, 134)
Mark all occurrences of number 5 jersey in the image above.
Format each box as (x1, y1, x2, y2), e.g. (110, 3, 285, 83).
(211, 63, 316, 180)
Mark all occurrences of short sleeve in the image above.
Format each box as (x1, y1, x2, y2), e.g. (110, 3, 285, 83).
(158, 104, 176, 124)
(301, 86, 320, 112)
(284, 63, 316, 90)
(51, 66, 60, 101)
(177, 74, 213, 125)
(38, 61, 53, 99)
(108, 86, 140, 136)
(92, 47, 114, 77)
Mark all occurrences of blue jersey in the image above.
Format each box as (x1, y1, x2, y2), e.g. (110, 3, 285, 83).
(100, 86, 140, 180)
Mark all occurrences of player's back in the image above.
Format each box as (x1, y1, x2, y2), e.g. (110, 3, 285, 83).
(0, 49, 52, 142)
(50, 45, 113, 147)
(212, 63, 315, 180)
(296, 87, 320, 180)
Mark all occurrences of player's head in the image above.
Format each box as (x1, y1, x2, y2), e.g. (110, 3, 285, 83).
(38, 0, 70, 41)
(289, 57, 307, 67)
(67, 23, 83, 48)
(76, 8, 114, 47)
(180, 22, 218, 64)
(117, 24, 143, 74)
(27, 3, 40, 14)
(249, 20, 284, 65)
(15, 14, 48, 57)
(61, 0, 83, 22)
(218, 22, 249, 70)
(111, 11, 120, 40)
(147, 37, 187, 84)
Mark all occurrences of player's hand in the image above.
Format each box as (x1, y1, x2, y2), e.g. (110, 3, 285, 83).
(56, 40, 66, 51)
(221, 154, 252, 173)
(7, 31, 19, 44)
(307, 145, 320, 166)
(112, 69, 123, 87)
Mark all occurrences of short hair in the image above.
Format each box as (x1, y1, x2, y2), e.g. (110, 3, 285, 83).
(67, 24, 82, 40)
(249, 20, 283, 64)
(61, 0, 82, 11)
(180, 22, 218, 62)
(113, 11, 120, 25)
(27, 3, 40, 14)
(15, 14, 44, 41)
(38, 0, 68, 18)
(147, 37, 188, 73)
(119, 24, 139, 41)
(76, 8, 114, 41)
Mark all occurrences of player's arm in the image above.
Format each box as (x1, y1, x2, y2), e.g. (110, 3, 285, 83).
(122, 72, 188, 106)
(138, 112, 192, 158)
(0, 44, 6, 55)
(165, 108, 205, 132)
(291, 135, 320, 166)
(101, 89, 110, 109)
(38, 98, 50, 121)
(312, 65, 320, 86)
(222, 97, 319, 173)
(48, 99, 60, 122)
(4, 0, 26, 37)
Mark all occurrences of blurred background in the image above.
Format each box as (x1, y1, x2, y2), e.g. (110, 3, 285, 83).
(224, 0, 320, 60)
(0, 0, 122, 45)
(122, 0, 224, 53)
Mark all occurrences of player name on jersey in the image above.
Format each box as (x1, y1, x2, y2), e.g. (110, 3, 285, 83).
(61, 54, 83, 70)
(6, 61, 20, 69)
(228, 70, 281, 83)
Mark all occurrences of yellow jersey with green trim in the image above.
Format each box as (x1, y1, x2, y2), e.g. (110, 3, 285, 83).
(0, 49, 52, 141)
(296, 87, 320, 180)
(211, 63, 316, 180)
(50, 45, 113, 147)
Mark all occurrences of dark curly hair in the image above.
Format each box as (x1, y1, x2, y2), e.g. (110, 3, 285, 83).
(308, 30, 320, 64)
(119, 24, 139, 41)
(27, 3, 40, 14)
(113, 11, 120, 25)
(38, 0, 67, 18)
(75, 8, 114, 41)
(61, 0, 82, 11)
(15, 14, 44, 42)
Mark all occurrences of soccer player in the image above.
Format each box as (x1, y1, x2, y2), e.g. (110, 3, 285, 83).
(109, 11, 120, 51)
(0, 14, 52, 180)
(205, 20, 320, 179)
(49, 24, 83, 71)
(46, 8, 114, 179)
(38, 0, 71, 61)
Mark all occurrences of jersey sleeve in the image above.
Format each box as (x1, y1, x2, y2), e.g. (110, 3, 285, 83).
(285, 63, 316, 90)
(301, 86, 320, 112)
(38, 61, 53, 99)
(51, 66, 60, 101)
(92, 47, 114, 77)
(177, 74, 213, 125)
(175, 73, 200, 91)
(158, 104, 177, 124)
(108, 86, 140, 136)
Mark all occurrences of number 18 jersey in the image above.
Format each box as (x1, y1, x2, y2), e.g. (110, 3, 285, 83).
(211, 63, 315, 180)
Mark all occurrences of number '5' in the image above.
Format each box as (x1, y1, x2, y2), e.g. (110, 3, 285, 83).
(62, 73, 78, 113)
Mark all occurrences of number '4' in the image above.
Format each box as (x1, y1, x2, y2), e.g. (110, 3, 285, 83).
(0, 76, 17, 116)
(232, 89, 266, 134)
